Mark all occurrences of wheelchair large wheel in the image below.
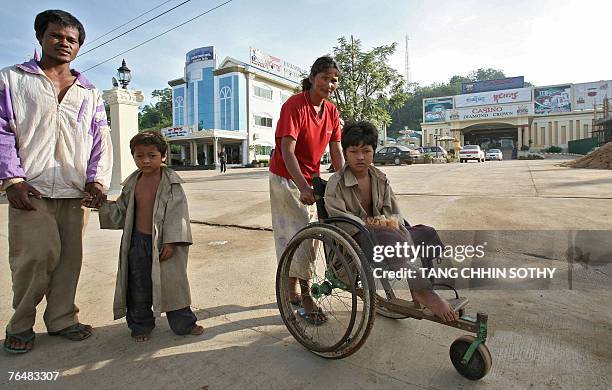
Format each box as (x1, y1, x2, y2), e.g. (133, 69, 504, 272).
(276, 223, 376, 359)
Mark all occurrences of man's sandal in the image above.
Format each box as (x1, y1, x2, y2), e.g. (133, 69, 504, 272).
(3, 331, 35, 354)
(48, 323, 93, 341)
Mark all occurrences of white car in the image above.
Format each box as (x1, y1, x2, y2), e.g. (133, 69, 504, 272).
(486, 149, 503, 161)
(460, 145, 485, 163)
(418, 146, 448, 158)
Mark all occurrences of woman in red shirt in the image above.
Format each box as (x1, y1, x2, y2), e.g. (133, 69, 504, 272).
(269, 56, 344, 324)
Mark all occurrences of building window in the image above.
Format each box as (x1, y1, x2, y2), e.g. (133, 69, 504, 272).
(281, 93, 291, 103)
(174, 95, 184, 126)
(254, 115, 272, 127)
(220, 85, 233, 130)
(254, 85, 273, 100)
(548, 122, 553, 147)
(254, 145, 272, 156)
(561, 126, 567, 144)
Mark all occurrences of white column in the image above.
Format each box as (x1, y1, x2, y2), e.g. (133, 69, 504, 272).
(213, 137, 219, 167)
(246, 74, 255, 162)
(242, 139, 249, 165)
(102, 87, 145, 191)
(189, 141, 197, 166)
(194, 142, 200, 165)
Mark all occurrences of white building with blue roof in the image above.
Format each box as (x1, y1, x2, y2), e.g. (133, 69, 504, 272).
(163, 46, 305, 167)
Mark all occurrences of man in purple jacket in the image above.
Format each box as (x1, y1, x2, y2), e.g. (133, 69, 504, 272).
(1, 10, 113, 353)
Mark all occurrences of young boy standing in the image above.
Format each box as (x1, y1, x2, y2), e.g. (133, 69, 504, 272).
(86, 131, 203, 341)
(324, 121, 459, 322)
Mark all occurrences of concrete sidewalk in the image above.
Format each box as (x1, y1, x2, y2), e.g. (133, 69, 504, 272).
(1, 160, 611, 389)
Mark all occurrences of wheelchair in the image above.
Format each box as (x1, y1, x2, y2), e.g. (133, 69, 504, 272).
(275, 176, 492, 380)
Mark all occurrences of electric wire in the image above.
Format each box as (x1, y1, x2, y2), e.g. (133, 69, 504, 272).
(78, 0, 193, 57)
(82, 0, 233, 73)
(85, 0, 175, 46)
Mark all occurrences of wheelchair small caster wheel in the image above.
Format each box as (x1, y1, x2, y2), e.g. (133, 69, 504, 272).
(449, 335, 492, 380)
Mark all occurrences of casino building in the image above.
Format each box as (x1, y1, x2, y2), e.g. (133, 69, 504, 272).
(163, 46, 305, 166)
(421, 78, 610, 159)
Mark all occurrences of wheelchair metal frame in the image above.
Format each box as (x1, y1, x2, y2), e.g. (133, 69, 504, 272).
(274, 175, 492, 380)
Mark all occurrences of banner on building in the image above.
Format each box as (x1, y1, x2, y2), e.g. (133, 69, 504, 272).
(186, 46, 215, 65)
(454, 87, 532, 108)
(161, 127, 191, 138)
(249, 47, 307, 82)
(534, 85, 572, 115)
(461, 76, 524, 94)
(423, 97, 454, 123)
(445, 103, 533, 121)
(573, 81, 611, 110)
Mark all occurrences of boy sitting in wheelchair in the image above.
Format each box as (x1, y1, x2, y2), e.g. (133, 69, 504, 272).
(324, 121, 459, 322)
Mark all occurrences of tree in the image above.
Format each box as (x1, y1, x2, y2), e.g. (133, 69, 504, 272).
(138, 88, 173, 131)
(331, 36, 408, 128)
(151, 88, 172, 119)
(468, 68, 506, 82)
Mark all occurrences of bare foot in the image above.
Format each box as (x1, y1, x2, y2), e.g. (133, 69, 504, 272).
(288, 277, 301, 302)
(190, 325, 204, 336)
(412, 289, 459, 322)
(300, 295, 328, 324)
(297, 279, 327, 323)
(132, 333, 151, 342)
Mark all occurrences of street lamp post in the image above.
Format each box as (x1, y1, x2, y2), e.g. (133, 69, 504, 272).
(434, 134, 439, 158)
(116, 59, 131, 89)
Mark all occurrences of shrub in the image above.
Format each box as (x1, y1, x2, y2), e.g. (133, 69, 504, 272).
(544, 146, 562, 153)
(520, 145, 530, 151)
(423, 154, 434, 163)
(519, 154, 544, 160)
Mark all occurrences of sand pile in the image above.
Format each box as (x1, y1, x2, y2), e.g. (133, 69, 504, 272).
(563, 142, 612, 169)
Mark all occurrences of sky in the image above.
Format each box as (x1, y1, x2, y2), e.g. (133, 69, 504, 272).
(2, 0, 611, 104)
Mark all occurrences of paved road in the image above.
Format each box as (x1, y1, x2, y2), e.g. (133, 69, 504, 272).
(1, 160, 611, 389)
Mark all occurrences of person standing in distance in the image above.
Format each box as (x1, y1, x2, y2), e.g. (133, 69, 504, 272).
(218, 148, 227, 173)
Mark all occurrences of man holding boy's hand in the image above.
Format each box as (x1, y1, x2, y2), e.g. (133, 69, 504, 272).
(1, 9, 112, 354)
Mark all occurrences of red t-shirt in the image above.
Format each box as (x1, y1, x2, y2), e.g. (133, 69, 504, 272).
(269, 92, 342, 185)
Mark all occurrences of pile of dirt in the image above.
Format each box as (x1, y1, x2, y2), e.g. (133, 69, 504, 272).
(562, 142, 612, 169)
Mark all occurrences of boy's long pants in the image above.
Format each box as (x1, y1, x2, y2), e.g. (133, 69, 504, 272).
(127, 230, 197, 336)
(7, 198, 87, 335)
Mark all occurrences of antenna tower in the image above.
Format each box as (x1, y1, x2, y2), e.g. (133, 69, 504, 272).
(405, 35, 413, 92)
